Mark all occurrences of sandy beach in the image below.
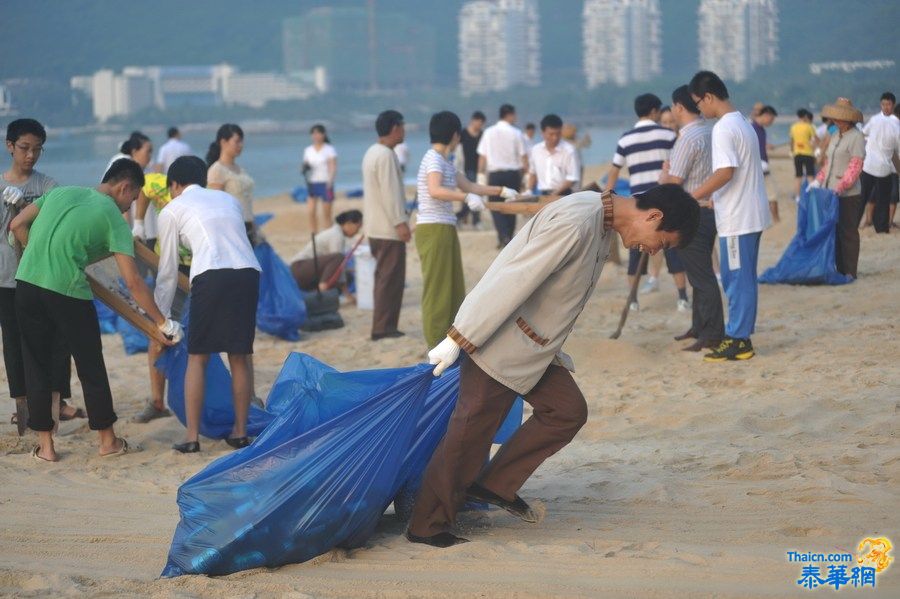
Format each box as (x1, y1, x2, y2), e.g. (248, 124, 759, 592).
(0, 157, 898, 598)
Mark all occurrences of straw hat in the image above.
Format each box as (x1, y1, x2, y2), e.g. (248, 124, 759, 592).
(821, 97, 863, 123)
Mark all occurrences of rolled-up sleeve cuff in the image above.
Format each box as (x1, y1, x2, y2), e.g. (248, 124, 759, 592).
(447, 326, 477, 354)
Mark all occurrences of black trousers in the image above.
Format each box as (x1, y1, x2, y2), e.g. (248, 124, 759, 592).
(0, 287, 70, 399)
(677, 208, 724, 342)
(16, 281, 115, 432)
(860, 171, 893, 233)
(488, 170, 521, 246)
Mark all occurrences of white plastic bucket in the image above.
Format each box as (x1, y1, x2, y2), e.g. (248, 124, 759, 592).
(354, 244, 375, 311)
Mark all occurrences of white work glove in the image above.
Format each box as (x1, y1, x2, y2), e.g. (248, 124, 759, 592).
(132, 219, 146, 241)
(428, 336, 461, 377)
(465, 193, 486, 212)
(499, 186, 518, 202)
(807, 180, 821, 190)
(476, 173, 488, 186)
(158, 319, 184, 344)
(2, 186, 24, 209)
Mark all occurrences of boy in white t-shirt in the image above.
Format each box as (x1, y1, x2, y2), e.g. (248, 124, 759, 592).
(689, 71, 771, 362)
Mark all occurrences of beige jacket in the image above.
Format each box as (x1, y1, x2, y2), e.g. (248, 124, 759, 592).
(362, 143, 407, 240)
(449, 191, 614, 395)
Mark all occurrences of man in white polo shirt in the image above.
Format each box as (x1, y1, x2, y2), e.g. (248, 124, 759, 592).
(527, 114, 578, 196)
(478, 104, 527, 248)
(155, 156, 261, 453)
(689, 71, 771, 362)
(860, 91, 900, 232)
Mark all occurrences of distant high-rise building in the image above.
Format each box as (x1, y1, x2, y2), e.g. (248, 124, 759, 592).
(698, 0, 778, 82)
(582, 0, 662, 88)
(282, 6, 435, 92)
(459, 0, 540, 95)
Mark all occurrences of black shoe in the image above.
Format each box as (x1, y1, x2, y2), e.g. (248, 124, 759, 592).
(172, 441, 200, 453)
(673, 329, 698, 341)
(682, 338, 721, 352)
(371, 331, 405, 341)
(703, 337, 755, 362)
(225, 436, 251, 449)
(405, 531, 469, 548)
(466, 482, 538, 523)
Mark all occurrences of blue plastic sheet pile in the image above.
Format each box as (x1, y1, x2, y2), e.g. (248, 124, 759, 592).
(161, 353, 523, 577)
(759, 186, 853, 285)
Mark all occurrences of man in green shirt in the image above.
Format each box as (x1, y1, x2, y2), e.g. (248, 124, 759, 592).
(11, 158, 181, 462)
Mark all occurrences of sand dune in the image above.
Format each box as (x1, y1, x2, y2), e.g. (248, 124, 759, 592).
(1, 158, 898, 597)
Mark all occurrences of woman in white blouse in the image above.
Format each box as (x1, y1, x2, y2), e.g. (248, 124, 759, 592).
(302, 124, 337, 233)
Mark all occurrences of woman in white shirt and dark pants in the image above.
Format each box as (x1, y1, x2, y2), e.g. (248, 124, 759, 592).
(302, 124, 338, 233)
(415, 111, 516, 348)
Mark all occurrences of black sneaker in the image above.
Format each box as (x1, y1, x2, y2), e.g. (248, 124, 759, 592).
(703, 337, 754, 362)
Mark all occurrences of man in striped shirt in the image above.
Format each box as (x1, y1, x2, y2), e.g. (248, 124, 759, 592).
(661, 85, 724, 352)
(607, 93, 688, 311)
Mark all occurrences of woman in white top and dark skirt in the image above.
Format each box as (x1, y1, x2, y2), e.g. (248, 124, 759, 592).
(415, 111, 517, 348)
(302, 124, 337, 233)
(206, 124, 257, 245)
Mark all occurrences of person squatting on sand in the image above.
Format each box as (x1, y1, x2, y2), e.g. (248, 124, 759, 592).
(155, 156, 261, 454)
(11, 158, 180, 461)
(362, 110, 410, 341)
(405, 185, 699, 548)
(689, 70, 771, 362)
(1, 119, 78, 434)
(289, 209, 363, 298)
(660, 85, 725, 352)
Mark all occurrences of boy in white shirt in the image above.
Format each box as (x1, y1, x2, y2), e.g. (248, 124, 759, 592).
(689, 71, 771, 362)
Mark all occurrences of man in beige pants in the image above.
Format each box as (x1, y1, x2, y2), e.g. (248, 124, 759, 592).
(407, 185, 700, 547)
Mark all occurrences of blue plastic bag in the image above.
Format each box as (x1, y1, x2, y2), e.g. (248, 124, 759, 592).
(253, 241, 307, 341)
(162, 359, 442, 577)
(161, 353, 522, 577)
(116, 317, 149, 355)
(94, 299, 118, 334)
(760, 186, 853, 285)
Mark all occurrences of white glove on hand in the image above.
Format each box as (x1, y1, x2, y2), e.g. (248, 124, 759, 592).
(132, 219, 146, 241)
(476, 173, 488, 186)
(2, 186, 24, 209)
(807, 180, 821, 190)
(428, 336, 461, 377)
(158, 319, 184, 344)
(465, 193, 486, 212)
(499, 186, 518, 202)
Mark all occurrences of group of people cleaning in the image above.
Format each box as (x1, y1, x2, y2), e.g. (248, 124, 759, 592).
(3, 70, 899, 549)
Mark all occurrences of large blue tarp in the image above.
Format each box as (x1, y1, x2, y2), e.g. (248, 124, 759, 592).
(253, 241, 307, 341)
(161, 353, 524, 577)
(760, 186, 853, 286)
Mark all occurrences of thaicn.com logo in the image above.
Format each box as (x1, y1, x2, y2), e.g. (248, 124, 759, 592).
(788, 536, 893, 590)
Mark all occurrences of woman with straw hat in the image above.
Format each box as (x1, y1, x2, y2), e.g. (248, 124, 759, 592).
(813, 97, 867, 278)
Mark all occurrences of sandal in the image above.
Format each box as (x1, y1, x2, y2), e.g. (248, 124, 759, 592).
(59, 407, 87, 422)
(31, 445, 58, 463)
(100, 437, 129, 458)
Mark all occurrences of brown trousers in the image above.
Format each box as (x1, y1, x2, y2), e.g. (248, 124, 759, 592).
(408, 357, 588, 537)
(290, 253, 344, 291)
(369, 238, 406, 335)
(835, 194, 862, 278)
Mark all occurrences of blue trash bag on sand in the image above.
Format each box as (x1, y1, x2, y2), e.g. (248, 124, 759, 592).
(94, 299, 117, 334)
(162, 353, 523, 577)
(760, 186, 853, 286)
(254, 241, 307, 341)
(116, 317, 149, 355)
(156, 306, 274, 440)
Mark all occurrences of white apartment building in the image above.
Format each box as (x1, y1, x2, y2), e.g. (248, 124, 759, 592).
(459, 0, 540, 95)
(583, 0, 662, 88)
(72, 65, 324, 122)
(698, 0, 778, 82)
